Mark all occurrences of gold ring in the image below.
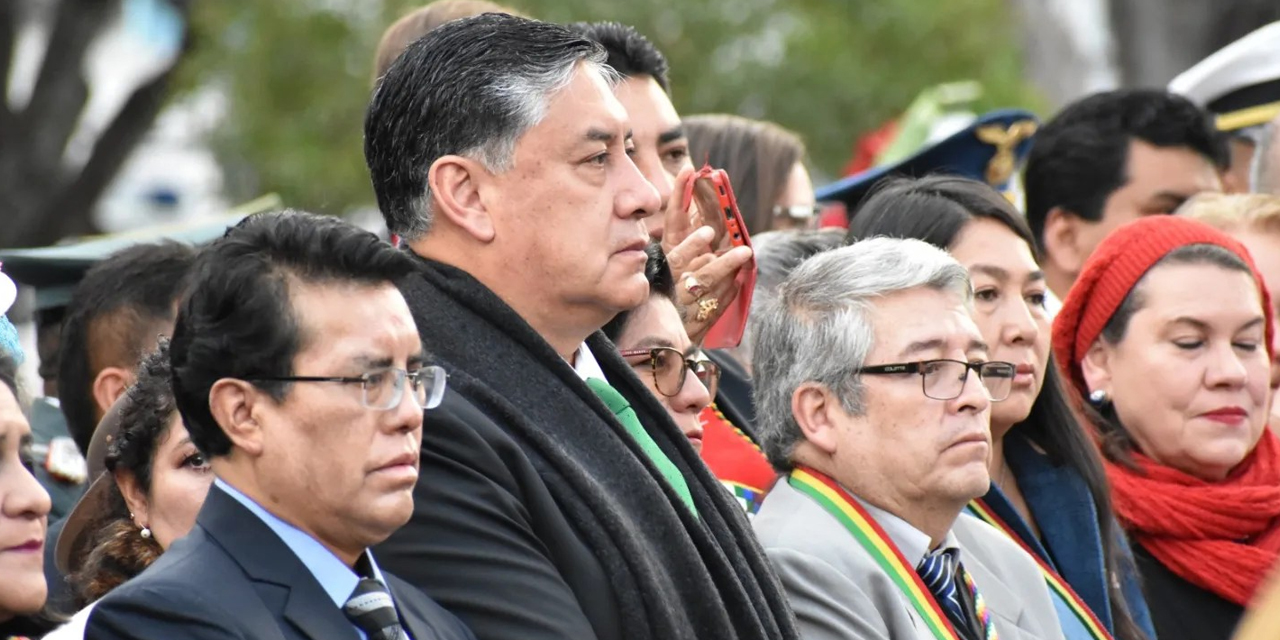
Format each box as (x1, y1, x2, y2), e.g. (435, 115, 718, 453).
(696, 297, 719, 322)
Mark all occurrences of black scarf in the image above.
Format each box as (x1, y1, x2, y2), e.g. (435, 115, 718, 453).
(396, 255, 799, 640)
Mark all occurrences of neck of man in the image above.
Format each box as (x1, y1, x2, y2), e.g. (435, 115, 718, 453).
(803, 452, 964, 549)
(1043, 262, 1076, 303)
(215, 464, 362, 568)
(411, 236, 601, 361)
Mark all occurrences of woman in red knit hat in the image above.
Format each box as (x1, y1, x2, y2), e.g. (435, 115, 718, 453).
(1052, 215, 1280, 640)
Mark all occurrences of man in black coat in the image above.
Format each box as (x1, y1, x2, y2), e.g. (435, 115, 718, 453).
(364, 13, 799, 640)
(85, 212, 473, 640)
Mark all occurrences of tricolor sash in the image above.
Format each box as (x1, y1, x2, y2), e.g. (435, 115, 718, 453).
(966, 500, 1113, 640)
(789, 467, 997, 640)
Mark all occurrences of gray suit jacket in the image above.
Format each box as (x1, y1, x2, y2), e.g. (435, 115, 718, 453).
(754, 479, 1065, 640)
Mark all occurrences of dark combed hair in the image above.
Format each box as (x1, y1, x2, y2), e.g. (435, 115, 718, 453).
(69, 342, 175, 608)
(1024, 89, 1228, 248)
(365, 13, 604, 239)
(568, 21, 670, 92)
(602, 242, 674, 342)
(170, 210, 418, 458)
(848, 175, 1148, 640)
(1092, 243, 1255, 469)
(57, 241, 197, 452)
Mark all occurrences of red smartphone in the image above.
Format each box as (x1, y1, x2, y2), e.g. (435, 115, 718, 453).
(681, 165, 756, 349)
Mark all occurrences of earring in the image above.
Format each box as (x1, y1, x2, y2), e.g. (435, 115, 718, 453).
(140, 526, 152, 539)
(1089, 389, 1109, 406)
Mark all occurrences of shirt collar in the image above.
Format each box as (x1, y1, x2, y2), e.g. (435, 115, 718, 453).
(853, 494, 963, 568)
(214, 478, 387, 607)
(572, 342, 607, 383)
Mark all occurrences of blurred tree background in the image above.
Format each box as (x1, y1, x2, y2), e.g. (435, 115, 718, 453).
(177, 0, 1042, 218)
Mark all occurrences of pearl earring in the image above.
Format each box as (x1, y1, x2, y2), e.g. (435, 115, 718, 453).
(140, 526, 152, 539)
(1089, 389, 1108, 406)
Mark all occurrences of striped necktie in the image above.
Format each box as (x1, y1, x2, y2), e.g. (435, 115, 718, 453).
(917, 547, 975, 639)
(343, 577, 409, 640)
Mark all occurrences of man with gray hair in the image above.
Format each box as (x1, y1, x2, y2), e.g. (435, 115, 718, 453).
(365, 13, 798, 640)
(1253, 115, 1280, 195)
(751, 237, 1065, 640)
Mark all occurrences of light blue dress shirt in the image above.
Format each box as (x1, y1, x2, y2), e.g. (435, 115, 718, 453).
(215, 478, 410, 640)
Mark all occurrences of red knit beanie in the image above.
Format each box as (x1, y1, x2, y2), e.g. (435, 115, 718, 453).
(1051, 215, 1275, 402)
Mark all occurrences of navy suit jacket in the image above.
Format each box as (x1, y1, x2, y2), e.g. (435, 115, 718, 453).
(84, 484, 475, 640)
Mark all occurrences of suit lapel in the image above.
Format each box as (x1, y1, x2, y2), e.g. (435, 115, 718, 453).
(200, 485, 358, 640)
(956, 539, 1025, 628)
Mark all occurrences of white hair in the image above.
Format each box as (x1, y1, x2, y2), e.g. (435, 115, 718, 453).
(750, 236, 973, 470)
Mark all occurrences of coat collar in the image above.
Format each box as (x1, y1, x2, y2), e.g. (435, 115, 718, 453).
(197, 484, 359, 640)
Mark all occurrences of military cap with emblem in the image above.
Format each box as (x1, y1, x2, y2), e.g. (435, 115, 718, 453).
(0, 196, 277, 521)
(816, 109, 1039, 218)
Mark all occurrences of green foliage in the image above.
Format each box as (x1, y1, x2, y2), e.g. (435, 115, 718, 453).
(178, 0, 1043, 215)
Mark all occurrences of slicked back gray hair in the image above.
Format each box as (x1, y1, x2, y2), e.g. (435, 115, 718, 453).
(751, 237, 973, 471)
(738, 229, 845, 363)
(365, 13, 616, 240)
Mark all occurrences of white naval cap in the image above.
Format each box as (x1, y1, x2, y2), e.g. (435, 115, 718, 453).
(1169, 21, 1280, 133)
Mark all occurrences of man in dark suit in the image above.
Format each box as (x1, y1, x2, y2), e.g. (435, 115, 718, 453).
(84, 211, 474, 640)
(364, 13, 798, 640)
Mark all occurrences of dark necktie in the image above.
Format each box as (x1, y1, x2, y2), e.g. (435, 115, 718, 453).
(917, 547, 978, 640)
(343, 577, 408, 640)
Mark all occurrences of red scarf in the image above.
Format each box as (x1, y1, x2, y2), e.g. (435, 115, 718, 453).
(1106, 429, 1280, 605)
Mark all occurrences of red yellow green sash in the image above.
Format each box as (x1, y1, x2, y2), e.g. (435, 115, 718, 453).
(966, 499, 1113, 640)
(790, 467, 996, 640)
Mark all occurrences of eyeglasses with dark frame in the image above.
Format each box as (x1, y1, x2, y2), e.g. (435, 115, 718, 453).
(619, 347, 721, 399)
(854, 359, 1016, 402)
(247, 365, 448, 410)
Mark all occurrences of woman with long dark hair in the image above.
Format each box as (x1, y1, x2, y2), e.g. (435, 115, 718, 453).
(848, 175, 1154, 640)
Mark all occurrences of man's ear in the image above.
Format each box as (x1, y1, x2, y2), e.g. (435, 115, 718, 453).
(92, 367, 133, 419)
(1081, 340, 1114, 399)
(428, 155, 496, 242)
(1042, 206, 1087, 278)
(791, 383, 845, 456)
(208, 379, 267, 457)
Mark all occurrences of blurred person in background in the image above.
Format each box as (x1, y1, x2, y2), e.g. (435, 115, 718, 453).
(372, 0, 525, 84)
(1180, 192, 1280, 429)
(849, 175, 1155, 640)
(684, 114, 817, 234)
(1054, 216, 1280, 640)
(1254, 115, 1280, 195)
(44, 341, 213, 637)
(0, 352, 54, 639)
(1168, 22, 1280, 194)
(1024, 89, 1227, 309)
